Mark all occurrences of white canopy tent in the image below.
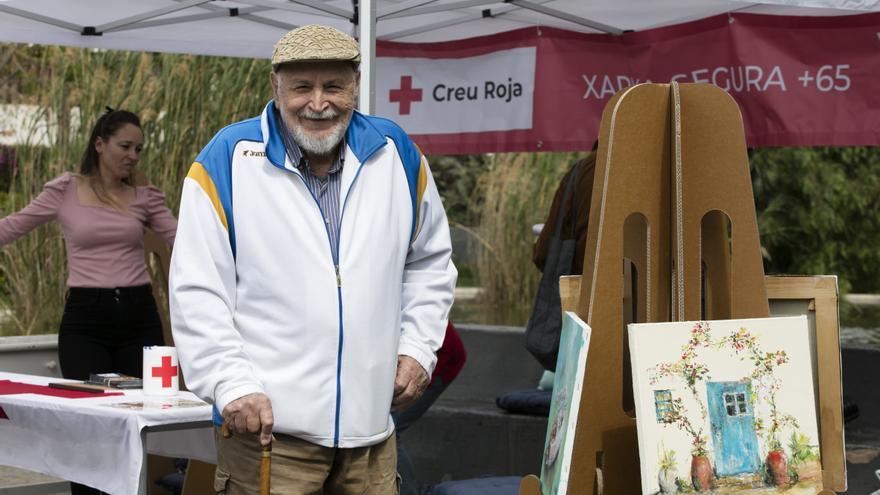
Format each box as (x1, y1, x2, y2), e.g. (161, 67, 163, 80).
(0, 0, 877, 114)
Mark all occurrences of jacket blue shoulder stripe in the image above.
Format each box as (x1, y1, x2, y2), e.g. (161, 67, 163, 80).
(348, 111, 425, 241)
(193, 103, 426, 255)
(190, 117, 262, 257)
(266, 104, 425, 241)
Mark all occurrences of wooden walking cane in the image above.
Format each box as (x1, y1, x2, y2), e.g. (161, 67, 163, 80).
(260, 440, 272, 495)
(220, 424, 272, 495)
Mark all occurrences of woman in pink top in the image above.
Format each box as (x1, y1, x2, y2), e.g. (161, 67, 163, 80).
(0, 110, 177, 493)
(0, 109, 177, 379)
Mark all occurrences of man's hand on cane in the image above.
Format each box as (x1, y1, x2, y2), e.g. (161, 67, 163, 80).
(391, 355, 430, 411)
(221, 392, 275, 446)
(221, 393, 274, 495)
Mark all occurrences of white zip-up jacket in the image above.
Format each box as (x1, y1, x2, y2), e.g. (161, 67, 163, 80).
(169, 102, 456, 448)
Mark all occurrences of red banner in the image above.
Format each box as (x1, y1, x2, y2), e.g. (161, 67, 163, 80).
(376, 13, 880, 155)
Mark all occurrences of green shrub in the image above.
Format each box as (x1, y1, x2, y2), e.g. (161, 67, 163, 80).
(752, 147, 880, 293)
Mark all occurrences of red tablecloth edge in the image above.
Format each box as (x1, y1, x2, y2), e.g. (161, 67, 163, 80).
(0, 380, 124, 399)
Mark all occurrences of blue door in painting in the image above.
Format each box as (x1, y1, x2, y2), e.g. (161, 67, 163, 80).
(706, 381, 761, 476)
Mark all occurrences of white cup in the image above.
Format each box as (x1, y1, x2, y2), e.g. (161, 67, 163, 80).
(143, 346, 179, 396)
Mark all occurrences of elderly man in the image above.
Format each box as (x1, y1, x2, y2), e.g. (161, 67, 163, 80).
(169, 25, 456, 494)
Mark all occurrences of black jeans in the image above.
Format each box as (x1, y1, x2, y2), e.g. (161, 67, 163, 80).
(58, 284, 165, 380)
(59, 284, 165, 494)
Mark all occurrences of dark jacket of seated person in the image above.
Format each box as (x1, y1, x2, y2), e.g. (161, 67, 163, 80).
(532, 151, 597, 276)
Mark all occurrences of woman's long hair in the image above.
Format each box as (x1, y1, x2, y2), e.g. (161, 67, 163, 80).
(78, 109, 142, 212)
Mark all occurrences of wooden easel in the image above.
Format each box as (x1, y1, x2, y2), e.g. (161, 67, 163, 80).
(765, 275, 847, 491)
(519, 83, 844, 494)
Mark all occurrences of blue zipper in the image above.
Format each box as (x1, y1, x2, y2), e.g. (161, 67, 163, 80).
(291, 160, 366, 447)
(331, 162, 366, 446)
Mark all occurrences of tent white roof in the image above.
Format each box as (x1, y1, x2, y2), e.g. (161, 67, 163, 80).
(2, 0, 878, 138)
(0, 0, 877, 57)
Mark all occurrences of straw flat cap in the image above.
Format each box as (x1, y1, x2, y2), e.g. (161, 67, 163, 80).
(272, 25, 360, 65)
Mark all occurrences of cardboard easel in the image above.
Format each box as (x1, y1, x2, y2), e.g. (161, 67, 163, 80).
(518, 83, 845, 494)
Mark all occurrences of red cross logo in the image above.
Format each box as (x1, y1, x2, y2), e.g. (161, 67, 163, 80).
(151, 356, 178, 388)
(389, 75, 423, 115)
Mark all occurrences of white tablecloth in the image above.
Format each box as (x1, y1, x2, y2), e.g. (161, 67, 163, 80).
(0, 371, 215, 495)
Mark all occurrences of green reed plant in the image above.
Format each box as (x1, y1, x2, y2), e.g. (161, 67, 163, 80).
(1, 44, 271, 335)
(470, 152, 583, 324)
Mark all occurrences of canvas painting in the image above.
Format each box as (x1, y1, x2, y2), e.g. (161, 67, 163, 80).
(541, 311, 592, 495)
(629, 316, 822, 494)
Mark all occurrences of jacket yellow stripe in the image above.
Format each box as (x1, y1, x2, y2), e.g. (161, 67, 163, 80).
(187, 162, 229, 231)
(417, 156, 428, 205)
(412, 156, 428, 241)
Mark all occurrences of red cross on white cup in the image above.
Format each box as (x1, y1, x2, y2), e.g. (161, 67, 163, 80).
(143, 346, 179, 396)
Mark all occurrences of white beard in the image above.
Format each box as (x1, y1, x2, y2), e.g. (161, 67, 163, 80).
(292, 108, 352, 156)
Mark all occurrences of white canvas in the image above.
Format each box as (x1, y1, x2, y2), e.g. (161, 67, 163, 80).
(629, 316, 822, 494)
(541, 311, 592, 495)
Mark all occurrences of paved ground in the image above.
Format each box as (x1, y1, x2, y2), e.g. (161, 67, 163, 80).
(0, 466, 68, 494)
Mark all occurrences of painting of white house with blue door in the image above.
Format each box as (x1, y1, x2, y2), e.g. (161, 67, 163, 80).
(628, 316, 822, 494)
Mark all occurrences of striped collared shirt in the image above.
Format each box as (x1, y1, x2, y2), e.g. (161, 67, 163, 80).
(278, 112, 345, 262)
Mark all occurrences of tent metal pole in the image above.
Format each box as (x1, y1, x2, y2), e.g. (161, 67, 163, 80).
(249, 0, 352, 19)
(380, 0, 495, 20)
(508, 0, 623, 34)
(0, 5, 79, 32)
(383, 15, 472, 40)
(106, 8, 272, 32)
(358, 0, 377, 116)
(378, 0, 439, 19)
(95, 0, 213, 34)
(238, 13, 298, 30)
(182, 2, 301, 31)
(381, 0, 558, 39)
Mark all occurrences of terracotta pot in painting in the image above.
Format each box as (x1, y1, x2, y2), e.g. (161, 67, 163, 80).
(690, 455, 714, 492)
(765, 449, 790, 486)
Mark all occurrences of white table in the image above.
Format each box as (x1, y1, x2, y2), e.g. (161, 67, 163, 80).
(0, 372, 215, 495)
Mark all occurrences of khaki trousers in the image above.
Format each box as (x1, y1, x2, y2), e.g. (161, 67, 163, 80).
(213, 427, 399, 495)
